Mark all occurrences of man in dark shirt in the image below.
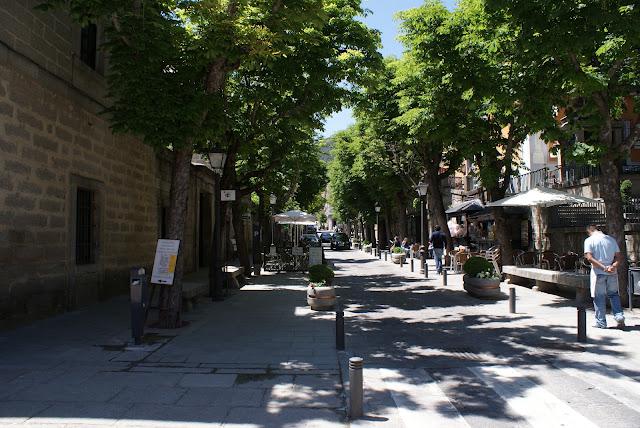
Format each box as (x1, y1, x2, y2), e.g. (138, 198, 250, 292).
(430, 225, 447, 274)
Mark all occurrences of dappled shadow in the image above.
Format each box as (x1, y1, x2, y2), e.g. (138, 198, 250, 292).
(330, 250, 640, 423)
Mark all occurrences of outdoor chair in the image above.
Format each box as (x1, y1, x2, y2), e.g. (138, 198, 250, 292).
(484, 247, 501, 275)
(559, 252, 580, 272)
(513, 250, 525, 265)
(540, 251, 561, 270)
(453, 251, 470, 273)
(516, 251, 537, 267)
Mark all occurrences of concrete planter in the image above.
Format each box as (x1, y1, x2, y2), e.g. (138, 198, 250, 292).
(463, 274, 501, 298)
(307, 284, 336, 310)
(391, 252, 406, 264)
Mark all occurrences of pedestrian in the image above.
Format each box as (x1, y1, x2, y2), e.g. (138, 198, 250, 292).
(430, 225, 447, 274)
(391, 236, 402, 249)
(584, 224, 625, 329)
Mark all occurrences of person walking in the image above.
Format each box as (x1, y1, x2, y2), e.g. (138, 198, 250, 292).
(584, 224, 625, 329)
(430, 225, 447, 274)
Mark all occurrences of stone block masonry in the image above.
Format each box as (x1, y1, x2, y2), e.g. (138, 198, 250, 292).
(0, 1, 216, 327)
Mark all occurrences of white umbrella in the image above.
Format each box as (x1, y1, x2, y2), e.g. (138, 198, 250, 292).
(487, 187, 602, 257)
(273, 210, 317, 225)
(486, 187, 601, 208)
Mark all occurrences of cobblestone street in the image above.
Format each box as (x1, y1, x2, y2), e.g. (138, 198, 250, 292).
(3, 248, 640, 427)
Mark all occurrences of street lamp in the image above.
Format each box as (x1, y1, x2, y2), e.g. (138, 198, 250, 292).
(416, 182, 428, 246)
(208, 149, 227, 301)
(374, 203, 381, 249)
(270, 194, 277, 246)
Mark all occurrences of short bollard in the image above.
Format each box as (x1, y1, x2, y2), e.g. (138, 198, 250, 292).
(424, 262, 429, 278)
(336, 308, 345, 350)
(442, 269, 447, 286)
(349, 357, 364, 419)
(400, 256, 404, 268)
(420, 256, 425, 274)
(378, 249, 381, 259)
(384, 251, 388, 262)
(410, 258, 414, 272)
(509, 287, 516, 313)
(577, 307, 587, 342)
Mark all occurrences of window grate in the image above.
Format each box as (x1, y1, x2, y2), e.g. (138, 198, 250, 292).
(76, 188, 94, 264)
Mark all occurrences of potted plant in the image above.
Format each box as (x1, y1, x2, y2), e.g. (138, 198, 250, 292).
(462, 256, 501, 298)
(362, 240, 372, 253)
(391, 246, 406, 264)
(307, 264, 336, 310)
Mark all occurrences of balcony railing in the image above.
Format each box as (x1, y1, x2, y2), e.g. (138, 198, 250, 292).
(507, 165, 602, 194)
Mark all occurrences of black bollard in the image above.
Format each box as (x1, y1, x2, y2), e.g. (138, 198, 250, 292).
(400, 255, 404, 268)
(577, 307, 587, 342)
(424, 262, 429, 278)
(442, 269, 447, 286)
(420, 255, 425, 274)
(336, 308, 345, 350)
(410, 258, 414, 272)
(378, 249, 381, 259)
(384, 251, 388, 262)
(509, 287, 516, 313)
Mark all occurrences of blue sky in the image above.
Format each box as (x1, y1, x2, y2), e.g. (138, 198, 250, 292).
(321, 0, 457, 137)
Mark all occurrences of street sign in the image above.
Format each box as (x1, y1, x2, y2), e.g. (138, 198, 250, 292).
(309, 247, 323, 266)
(221, 190, 236, 201)
(151, 239, 180, 285)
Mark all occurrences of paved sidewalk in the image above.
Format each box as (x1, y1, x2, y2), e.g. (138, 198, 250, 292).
(331, 249, 640, 428)
(0, 272, 345, 427)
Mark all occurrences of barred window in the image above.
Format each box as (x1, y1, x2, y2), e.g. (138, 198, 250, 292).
(80, 24, 97, 69)
(76, 188, 95, 265)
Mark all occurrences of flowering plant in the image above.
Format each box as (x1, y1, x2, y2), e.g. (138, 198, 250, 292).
(477, 269, 500, 280)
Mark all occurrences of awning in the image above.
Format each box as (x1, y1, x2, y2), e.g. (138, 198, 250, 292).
(486, 187, 601, 208)
(273, 210, 317, 225)
(446, 199, 485, 215)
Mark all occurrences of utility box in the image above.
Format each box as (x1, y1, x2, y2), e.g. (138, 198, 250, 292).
(130, 267, 149, 345)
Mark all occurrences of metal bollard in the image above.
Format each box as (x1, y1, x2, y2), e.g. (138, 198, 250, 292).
(410, 258, 414, 272)
(378, 248, 381, 259)
(349, 357, 364, 419)
(400, 255, 404, 268)
(577, 307, 587, 342)
(420, 256, 425, 274)
(424, 262, 429, 278)
(442, 269, 447, 286)
(336, 308, 345, 350)
(509, 287, 516, 313)
(384, 251, 388, 262)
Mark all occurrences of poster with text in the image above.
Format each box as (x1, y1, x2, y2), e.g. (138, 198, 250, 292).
(151, 239, 181, 285)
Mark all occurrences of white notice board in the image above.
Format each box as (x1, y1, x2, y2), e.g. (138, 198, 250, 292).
(151, 239, 180, 285)
(309, 247, 323, 266)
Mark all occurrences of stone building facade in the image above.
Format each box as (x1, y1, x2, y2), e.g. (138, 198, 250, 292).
(0, 1, 215, 327)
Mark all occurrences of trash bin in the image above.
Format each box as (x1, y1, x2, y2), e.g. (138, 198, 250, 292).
(628, 267, 640, 310)
(130, 267, 149, 345)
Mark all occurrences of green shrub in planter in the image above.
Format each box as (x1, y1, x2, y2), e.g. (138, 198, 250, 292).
(392, 247, 405, 254)
(463, 256, 493, 277)
(363, 240, 371, 246)
(309, 264, 335, 284)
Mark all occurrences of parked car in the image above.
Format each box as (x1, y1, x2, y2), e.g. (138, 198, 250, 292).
(300, 234, 321, 247)
(318, 231, 334, 243)
(330, 232, 351, 250)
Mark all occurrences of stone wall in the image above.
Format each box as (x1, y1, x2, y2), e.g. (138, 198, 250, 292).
(0, 2, 215, 327)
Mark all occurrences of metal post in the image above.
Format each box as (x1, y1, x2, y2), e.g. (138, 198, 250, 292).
(577, 307, 587, 342)
(384, 251, 387, 262)
(336, 308, 345, 350)
(410, 257, 414, 272)
(349, 357, 364, 419)
(424, 261, 429, 278)
(420, 255, 425, 274)
(420, 196, 425, 246)
(378, 248, 381, 259)
(509, 287, 516, 313)
(400, 255, 404, 268)
(211, 175, 224, 301)
(442, 269, 447, 286)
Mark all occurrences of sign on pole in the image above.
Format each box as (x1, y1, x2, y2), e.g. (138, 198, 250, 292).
(151, 239, 180, 285)
(221, 190, 236, 201)
(309, 247, 323, 266)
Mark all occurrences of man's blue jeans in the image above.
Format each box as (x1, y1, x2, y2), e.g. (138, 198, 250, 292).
(593, 274, 624, 328)
(433, 248, 444, 273)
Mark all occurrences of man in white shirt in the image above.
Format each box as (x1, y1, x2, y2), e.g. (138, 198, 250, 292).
(584, 224, 625, 329)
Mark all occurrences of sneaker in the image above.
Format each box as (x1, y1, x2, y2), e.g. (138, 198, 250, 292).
(592, 324, 607, 329)
(616, 318, 626, 329)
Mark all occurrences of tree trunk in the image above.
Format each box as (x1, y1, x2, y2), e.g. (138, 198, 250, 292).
(158, 146, 192, 328)
(491, 207, 513, 266)
(426, 171, 453, 250)
(395, 192, 408, 239)
(232, 199, 252, 275)
(600, 157, 629, 305)
(384, 213, 391, 248)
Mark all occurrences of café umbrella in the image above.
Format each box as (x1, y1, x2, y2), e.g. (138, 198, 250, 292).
(487, 186, 602, 256)
(273, 210, 317, 245)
